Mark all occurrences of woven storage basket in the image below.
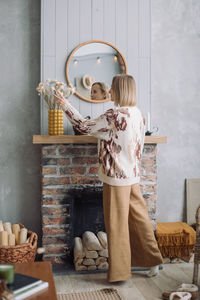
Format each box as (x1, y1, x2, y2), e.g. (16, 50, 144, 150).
(0, 224, 38, 264)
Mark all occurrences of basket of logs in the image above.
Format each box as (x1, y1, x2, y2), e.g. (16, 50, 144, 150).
(0, 221, 38, 264)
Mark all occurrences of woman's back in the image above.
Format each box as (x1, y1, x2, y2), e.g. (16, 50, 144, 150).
(98, 105, 145, 186)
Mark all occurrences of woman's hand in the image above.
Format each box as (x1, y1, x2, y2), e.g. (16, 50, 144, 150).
(54, 91, 68, 107)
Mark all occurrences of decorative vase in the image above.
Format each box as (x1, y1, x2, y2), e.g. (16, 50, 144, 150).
(48, 110, 64, 135)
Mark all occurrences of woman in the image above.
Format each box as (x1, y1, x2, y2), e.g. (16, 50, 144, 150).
(90, 82, 109, 100)
(54, 74, 163, 282)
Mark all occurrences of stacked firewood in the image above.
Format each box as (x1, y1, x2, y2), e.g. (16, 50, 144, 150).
(74, 231, 109, 271)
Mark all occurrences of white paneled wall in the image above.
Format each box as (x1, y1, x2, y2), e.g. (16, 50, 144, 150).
(41, 0, 151, 134)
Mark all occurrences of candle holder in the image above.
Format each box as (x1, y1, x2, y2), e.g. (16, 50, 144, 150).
(145, 126, 158, 136)
(0, 264, 14, 284)
(145, 130, 153, 136)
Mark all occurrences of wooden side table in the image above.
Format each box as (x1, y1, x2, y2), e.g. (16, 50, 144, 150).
(14, 261, 57, 300)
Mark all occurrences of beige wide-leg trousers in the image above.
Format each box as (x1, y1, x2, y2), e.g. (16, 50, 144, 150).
(103, 183, 163, 282)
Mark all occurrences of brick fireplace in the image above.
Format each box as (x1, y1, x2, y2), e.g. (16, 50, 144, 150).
(40, 141, 159, 265)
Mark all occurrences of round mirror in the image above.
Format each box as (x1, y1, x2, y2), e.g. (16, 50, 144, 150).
(65, 40, 127, 103)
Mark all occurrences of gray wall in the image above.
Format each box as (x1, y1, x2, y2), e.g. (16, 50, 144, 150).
(0, 1, 41, 243)
(152, 0, 200, 221)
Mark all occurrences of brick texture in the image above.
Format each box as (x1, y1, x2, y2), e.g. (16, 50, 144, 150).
(41, 144, 157, 264)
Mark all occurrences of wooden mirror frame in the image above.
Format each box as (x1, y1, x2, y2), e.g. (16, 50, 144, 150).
(65, 40, 128, 103)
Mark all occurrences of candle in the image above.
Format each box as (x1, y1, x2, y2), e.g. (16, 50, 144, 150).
(147, 112, 151, 132)
(12, 224, 20, 245)
(0, 221, 4, 232)
(19, 228, 27, 244)
(0, 264, 14, 284)
(8, 234, 15, 246)
(3, 222, 12, 234)
(0, 231, 8, 246)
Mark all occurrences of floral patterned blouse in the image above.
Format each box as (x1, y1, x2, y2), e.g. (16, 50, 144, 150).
(61, 101, 145, 186)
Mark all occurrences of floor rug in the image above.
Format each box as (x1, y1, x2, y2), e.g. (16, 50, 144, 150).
(57, 288, 122, 300)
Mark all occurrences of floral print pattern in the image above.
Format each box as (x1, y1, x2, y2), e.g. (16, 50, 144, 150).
(61, 100, 145, 186)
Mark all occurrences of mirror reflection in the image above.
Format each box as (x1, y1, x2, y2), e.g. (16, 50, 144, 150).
(91, 82, 109, 101)
(66, 41, 127, 103)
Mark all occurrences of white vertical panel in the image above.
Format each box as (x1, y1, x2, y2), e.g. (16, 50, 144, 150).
(91, 0, 104, 118)
(138, 0, 151, 117)
(138, 58, 151, 120)
(43, 0, 56, 56)
(55, 0, 68, 81)
(41, 57, 56, 134)
(41, 0, 151, 133)
(55, 0, 69, 134)
(127, 0, 139, 106)
(92, 0, 104, 40)
(139, 0, 151, 58)
(41, 0, 56, 134)
(116, 0, 128, 58)
(127, 0, 139, 58)
(103, 0, 116, 45)
(67, 0, 80, 134)
(67, 0, 80, 51)
(103, 0, 116, 112)
(79, 0, 92, 43)
(79, 0, 92, 120)
(40, 0, 45, 133)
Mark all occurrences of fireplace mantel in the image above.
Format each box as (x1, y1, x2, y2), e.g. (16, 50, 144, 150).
(33, 135, 167, 144)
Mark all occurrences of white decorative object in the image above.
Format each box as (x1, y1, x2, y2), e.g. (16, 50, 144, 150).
(147, 112, 151, 132)
(36, 79, 75, 110)
(82, 74, 95, 90)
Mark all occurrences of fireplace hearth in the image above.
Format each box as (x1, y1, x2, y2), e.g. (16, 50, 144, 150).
(41, 143, 158, 265)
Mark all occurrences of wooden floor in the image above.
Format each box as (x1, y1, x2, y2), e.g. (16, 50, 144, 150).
(54, 262, 197, 300)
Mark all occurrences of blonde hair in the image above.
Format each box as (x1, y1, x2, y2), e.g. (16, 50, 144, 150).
(111, 74, 137, 107)
(91, 82, 109, 99)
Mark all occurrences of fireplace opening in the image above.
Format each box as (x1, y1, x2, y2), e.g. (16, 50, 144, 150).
(67, 187, 105, 263)
(72, 187, 105, 237)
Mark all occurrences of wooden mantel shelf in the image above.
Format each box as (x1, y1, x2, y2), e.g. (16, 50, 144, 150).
(33, 135, 167, 144)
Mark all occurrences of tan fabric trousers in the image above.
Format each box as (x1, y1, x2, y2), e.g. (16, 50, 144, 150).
(103, 183, 163, 282)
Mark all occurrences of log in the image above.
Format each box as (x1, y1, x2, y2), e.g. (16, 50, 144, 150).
(84, 247, 98, 259)
(74, 258, 87, 271)
(75, 265, 87, 271)
(74, 237, 85, 262)
(95, 256, 107, 266)
(98, 262, 109, 270)
(98, 249, 108, 257)
(75, 258, 83, 265)
(97, 231, 107, 249)
(88, 265, 97, 270)
(82, 231, 103, 251)
(75, 260, 87, 271)
(3, 222, 12, 234)
(82, 258, 95, 266)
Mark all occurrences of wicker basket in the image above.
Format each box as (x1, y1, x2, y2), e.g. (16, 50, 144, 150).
(0, 224, 38, 264)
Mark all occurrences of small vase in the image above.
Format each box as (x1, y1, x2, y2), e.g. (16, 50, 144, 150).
(48, 110, 64, 135)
